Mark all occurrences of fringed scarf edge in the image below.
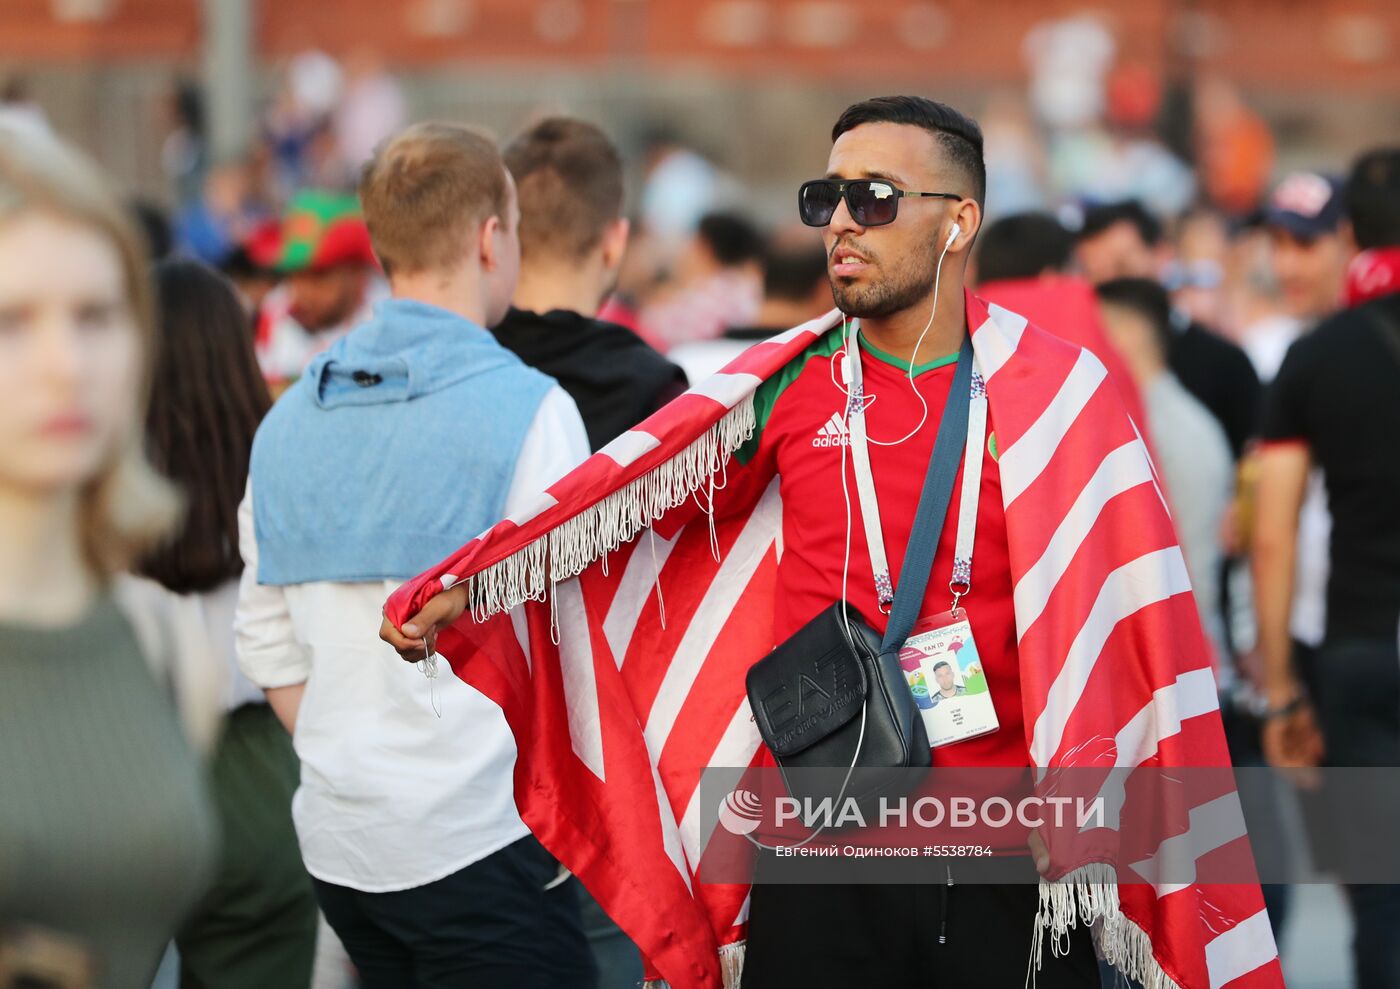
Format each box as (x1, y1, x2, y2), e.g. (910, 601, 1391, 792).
(465, 396, 758, 622)
(1035, 865, 1183, 989)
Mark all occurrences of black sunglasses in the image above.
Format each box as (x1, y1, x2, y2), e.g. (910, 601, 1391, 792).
(798, 179, 962, 228)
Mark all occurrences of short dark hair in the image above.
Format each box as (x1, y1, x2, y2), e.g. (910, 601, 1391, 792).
(504, 116, 625, 262)
(932, 661, 952, 673)
(1079, 200, 1163, 248)
(697, 212, 763, 268)
(1095, 277, 1174, 357)
(974, 212, 1073, 284)
(138, 260, 271, 593)
(831, 96, 986, 207)
(762, 240, 829, 302)
(1345, 147, 1400, 250)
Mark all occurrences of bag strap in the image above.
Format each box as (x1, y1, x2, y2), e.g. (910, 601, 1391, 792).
(880, 335, 975, 653)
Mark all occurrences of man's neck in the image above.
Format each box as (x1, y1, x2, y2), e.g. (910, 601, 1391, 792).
(856, 281, 966, 366)
(513, 257, 607, 319)
(0, 485, 95, 626)
(390, 271, 487, 327)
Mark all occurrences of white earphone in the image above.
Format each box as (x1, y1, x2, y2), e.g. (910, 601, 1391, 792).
(945, 222, 961, 249)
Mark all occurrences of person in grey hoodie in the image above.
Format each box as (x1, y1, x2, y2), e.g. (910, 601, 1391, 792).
(236, 123, 596, 989)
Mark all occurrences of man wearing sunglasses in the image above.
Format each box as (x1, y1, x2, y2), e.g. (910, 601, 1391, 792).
(738, 95, 1101, 988)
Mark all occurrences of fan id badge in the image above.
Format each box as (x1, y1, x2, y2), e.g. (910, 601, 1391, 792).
(897, 609, 1000, 747)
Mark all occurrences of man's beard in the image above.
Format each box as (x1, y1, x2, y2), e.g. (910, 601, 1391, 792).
(829, 243, 938, 318)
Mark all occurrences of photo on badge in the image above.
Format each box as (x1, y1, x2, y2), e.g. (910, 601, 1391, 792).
(898, 610, 1000, 747)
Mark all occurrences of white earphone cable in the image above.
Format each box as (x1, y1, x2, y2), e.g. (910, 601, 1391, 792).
(864, 232, 955, 447)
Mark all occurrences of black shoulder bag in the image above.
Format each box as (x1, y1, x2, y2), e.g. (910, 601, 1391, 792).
(745, 337, 974, 809)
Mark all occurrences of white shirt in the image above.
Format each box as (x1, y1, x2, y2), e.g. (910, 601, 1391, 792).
(235, 386, 589, 892)
(1240, 314, 1303, 384)
(189, 579, 266, 711)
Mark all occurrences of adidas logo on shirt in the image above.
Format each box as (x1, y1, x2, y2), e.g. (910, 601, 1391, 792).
(811, 413, 850, 448)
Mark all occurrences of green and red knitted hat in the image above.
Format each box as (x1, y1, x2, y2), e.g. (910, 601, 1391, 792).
(275, 190, 378, 273)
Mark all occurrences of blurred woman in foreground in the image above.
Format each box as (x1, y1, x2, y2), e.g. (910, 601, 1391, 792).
(0, 125, 215, 985)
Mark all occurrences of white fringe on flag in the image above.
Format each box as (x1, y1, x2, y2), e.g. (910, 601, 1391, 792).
(642, 940, 746, 989)
(467, 397, 757, 622)
(1032, 866, 1181, 989)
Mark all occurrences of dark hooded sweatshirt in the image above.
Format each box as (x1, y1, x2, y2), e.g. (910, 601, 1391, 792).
(491, 307, 688, 452)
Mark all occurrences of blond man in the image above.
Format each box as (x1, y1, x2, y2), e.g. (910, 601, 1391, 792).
(236, 124, 594, 988)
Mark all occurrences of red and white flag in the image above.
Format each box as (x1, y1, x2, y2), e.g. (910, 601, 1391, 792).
(385, 294, 1282, 989)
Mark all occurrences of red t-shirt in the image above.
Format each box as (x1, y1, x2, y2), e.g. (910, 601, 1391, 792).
(738, 326, 1028, 768)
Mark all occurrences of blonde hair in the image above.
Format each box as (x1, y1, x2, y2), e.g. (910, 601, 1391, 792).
(0, 124, 180, 576)
(359, 122, 509, 278)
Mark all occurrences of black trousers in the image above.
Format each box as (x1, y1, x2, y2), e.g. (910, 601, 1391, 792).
(313, 835, 597, 989)
(743, 862, 1100, 988)
(1312, 638, 1400, 989)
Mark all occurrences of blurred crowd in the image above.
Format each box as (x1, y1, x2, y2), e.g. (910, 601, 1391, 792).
(0, 19, 1292, 390)
(1, 19, 1399, 989)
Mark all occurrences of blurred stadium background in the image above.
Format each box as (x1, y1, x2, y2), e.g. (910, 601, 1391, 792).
(4, 0, 1398, 221)
(3, 6, 1396, 987)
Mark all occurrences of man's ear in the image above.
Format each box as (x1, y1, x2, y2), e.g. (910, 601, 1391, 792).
(479, 215, 501, 272)
(947, 198, 982, 256)
(600, 218, 630, 271)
